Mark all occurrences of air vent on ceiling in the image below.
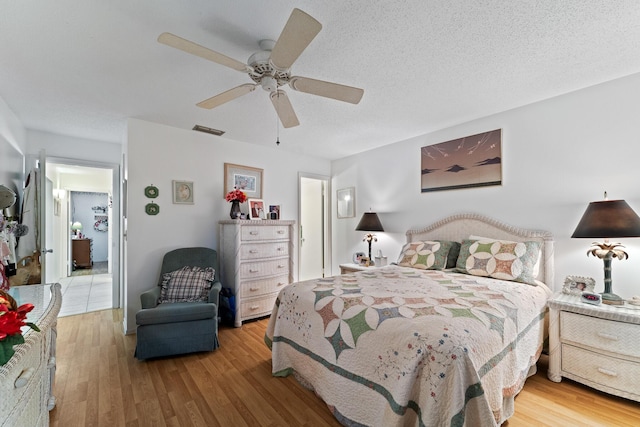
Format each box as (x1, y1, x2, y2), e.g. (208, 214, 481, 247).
(192, 124, 225, 136)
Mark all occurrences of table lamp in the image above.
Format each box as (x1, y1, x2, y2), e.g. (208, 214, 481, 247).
(571, 193, 640, 305)
(355, 211, 384, 265)
(71, 221, 83, 236)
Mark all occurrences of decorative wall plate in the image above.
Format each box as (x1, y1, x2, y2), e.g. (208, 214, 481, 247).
(144, 185, 159, 198)
(145, 202, 160, 215)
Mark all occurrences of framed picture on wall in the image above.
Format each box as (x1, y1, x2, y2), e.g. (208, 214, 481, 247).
(224, 163, 263, 199)
(421, 129, 502, 193)
(172, 180, 194, 204)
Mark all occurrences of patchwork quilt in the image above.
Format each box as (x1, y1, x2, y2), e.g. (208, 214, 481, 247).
(265, 265, 551, 427)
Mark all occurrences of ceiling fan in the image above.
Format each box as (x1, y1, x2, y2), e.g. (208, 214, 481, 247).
(158, 8, 364, 128)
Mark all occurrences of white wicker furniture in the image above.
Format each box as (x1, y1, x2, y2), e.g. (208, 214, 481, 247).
(338, 263, 380, 274)
(219, 220, 295, 327)
(1, 283, 62, 427)
(548, 292, 640, 402)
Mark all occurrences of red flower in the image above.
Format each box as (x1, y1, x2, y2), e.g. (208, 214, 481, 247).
(225, 188, 247, 203)
(0, 303, 36, 340)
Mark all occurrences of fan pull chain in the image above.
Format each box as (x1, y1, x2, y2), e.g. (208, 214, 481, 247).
(276, 91, 280, 146)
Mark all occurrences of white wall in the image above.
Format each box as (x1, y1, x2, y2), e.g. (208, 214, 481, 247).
(26, 129, 122, 164)
(124, 118, 331, 333)
(332, 72, 640, 300)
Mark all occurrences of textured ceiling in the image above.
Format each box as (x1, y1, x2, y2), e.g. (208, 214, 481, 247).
(1, 1, 640, 160)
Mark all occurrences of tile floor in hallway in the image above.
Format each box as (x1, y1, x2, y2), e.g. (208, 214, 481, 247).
(57, 273, 113, 317)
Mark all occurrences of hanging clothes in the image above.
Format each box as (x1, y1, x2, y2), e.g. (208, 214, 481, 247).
(16, 168, 39, 259)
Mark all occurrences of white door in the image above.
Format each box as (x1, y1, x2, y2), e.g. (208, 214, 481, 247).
(299, 174, 330, 281)
(38, 150, 53, 284)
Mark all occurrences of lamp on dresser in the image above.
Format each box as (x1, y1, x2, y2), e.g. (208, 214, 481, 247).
(355, 210, 384, 265)
(571, 192, 640, 305)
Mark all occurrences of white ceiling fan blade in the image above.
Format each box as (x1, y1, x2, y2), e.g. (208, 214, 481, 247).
(197, 84, 256, 109)
(289, 76, 364, 104)
(158, 32, 248, 72)
(270, 9, 322, 71)
(270, 90, 300, 128)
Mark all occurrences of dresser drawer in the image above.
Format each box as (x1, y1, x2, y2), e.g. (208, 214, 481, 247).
(240, 242, 289, 260)
(240, 275, 289, 298)
(240, 259, 289, 279)
(240, 294, 278, 319)
(560, 311, 640, 357)
(241, 225, 290, 241)
(562, 344, 640, 396)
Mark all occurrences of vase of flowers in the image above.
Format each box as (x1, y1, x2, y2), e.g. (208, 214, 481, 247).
(225, 188, 247, 219)
(0, 289, 40, 365)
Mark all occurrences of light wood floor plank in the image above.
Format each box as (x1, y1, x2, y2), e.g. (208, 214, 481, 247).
(50, 310, 640, 426)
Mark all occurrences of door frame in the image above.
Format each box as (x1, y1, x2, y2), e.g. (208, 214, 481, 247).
(46, 156, 122, 308)
(298, 172, 331, 280)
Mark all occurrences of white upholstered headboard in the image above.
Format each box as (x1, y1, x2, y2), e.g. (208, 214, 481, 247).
(405, 213, 554, 286)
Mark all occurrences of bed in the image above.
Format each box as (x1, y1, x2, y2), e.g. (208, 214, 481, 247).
(265, 213, 554, 426)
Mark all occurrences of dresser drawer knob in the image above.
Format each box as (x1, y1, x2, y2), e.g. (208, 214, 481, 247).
(277, 230, 285, 234)
(249, 250, 259, 254)
(277, 247, 284, 251)
(250, 305, 259, 310)
(249, 287, 259, 292)
(596, 332, 619, 341)
(15, 367, 35, 388)
(249, 269, 259, 273)
(249, 231, 259, 235)
(277, 282, 285, 286)
(597, 367, 618, 377)
(277, 265, 285, 269)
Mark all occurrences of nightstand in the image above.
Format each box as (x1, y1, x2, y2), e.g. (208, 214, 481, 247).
(547, 292, 640, 402)
(339, 263, 378, 274)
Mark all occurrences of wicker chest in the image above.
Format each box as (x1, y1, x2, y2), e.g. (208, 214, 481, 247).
(219, 220, 295, 327)
(547, 292, 640, 402)
(1, 283, 62, 427)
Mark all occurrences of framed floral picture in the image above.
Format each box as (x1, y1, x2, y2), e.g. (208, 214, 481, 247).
(224, 163, 263, 199)
(172, 180, 194, 204)
(563, 275, 595, 295)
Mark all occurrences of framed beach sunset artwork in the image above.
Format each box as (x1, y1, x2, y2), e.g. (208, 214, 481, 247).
(421, 129, 502, 193)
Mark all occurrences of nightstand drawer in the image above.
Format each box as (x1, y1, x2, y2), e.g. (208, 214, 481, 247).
(562, 344, 640, 395)
(560, 311, 640, 357)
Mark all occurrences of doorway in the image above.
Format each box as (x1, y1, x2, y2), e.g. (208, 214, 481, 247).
(46, 160, 120, 317)
(298, 173, 331, 281)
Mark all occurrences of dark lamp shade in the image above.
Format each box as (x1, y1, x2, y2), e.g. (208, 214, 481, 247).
(571, 200, 640, 239)
(355, 212, 384, 232)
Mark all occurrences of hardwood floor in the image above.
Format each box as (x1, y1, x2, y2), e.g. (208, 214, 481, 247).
(50, 309, 640, 427)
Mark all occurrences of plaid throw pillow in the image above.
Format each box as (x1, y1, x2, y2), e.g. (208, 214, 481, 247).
(159, 266, 215, 303)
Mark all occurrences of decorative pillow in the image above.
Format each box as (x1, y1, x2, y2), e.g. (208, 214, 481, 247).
(469, 235, 542, 277)
(159, 266, 215, 303)
(455, 239, 541, 285)
(397, 240, 455, 270)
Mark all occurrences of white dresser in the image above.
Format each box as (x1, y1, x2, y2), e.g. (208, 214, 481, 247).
(219, 220, 295, 327)
(548, 292, 640, 402)
(1, 283, 62, 427)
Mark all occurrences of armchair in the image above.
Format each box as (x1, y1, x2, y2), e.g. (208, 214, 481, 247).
(135, 247, 222, 360)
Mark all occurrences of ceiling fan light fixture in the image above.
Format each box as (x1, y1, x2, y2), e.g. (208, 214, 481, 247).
(261, 76, 278, 92)
(192, 124, 225, 136)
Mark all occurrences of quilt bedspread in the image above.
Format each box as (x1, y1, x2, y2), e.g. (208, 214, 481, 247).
(265, 266, 551, 427)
